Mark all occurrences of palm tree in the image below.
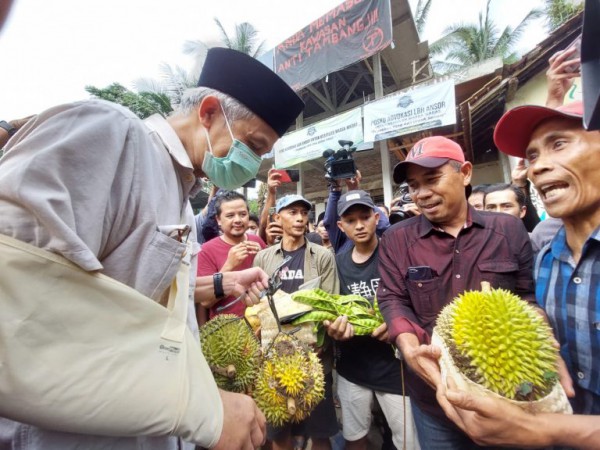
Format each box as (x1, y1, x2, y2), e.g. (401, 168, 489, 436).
(134, 18, 266, 109)
(133, 62, 197, 110)
(543, 0, 583, 30)
(183, 18, 266, 77)
(430, 0, 543, 74)
(414, 0, 433, 35)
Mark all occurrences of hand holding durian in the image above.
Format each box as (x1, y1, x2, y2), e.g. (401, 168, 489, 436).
(432, 282, 572, 413)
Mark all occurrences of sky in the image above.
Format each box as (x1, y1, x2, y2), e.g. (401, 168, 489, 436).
(0, 0, 549, 119)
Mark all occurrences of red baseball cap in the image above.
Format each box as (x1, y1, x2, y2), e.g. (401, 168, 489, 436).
(493, 101, 584, 158)
(393, 136, 465, 184)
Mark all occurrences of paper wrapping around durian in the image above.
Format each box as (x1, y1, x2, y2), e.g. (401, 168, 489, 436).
(432, 330, 572, 414)
(257, 290, 316, 350)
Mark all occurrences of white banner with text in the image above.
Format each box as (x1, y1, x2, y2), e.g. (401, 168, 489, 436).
(274, 108, 363, 168)
(363, 79, 456, 142)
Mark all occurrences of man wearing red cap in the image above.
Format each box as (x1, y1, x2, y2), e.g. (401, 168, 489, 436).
(376, 135, 536, 449)
(436, 100, 600, 448)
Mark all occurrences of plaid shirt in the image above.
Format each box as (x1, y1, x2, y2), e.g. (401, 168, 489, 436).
(535, 226, 600, 411)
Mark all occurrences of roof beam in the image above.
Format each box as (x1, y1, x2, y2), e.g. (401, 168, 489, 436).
(306, 85, 335, 113)
(340, 72, 364, 107)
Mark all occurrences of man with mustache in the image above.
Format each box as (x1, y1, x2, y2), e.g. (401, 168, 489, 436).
(376, 136, 536, 449)
(437, 100, 600, 449)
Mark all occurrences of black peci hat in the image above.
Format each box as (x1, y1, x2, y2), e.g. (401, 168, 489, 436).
(198, 47, 305, 137)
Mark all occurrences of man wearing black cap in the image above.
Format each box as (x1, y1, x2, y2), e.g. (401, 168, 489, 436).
(376, 136, 536, 449)
(325, 190, 419, 450)
(436, 100, 600, 448)
(0, 48, 303, 450)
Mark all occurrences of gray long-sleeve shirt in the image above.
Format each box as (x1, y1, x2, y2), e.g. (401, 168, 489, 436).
(0, 100, 222, 450)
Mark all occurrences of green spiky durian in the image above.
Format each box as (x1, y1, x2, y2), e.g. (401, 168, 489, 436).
(253, 334, 325, 426)
(200, 314, 261, 393)
(435, 287, 559, 401)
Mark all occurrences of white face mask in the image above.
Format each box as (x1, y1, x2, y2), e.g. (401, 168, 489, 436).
(202, 107, 262, 190)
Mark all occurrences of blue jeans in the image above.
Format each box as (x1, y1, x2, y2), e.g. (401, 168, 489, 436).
(411, 401, 499, 450)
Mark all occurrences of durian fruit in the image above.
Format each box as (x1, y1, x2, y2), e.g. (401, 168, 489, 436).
(244, 303, 263, 333)
(253, 333, 325, 426)
(200, 314, 261, 393)
(433, 285, 572, 413)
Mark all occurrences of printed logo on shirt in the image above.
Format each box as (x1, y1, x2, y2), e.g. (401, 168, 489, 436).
(347, 278, 380, 298)
(280, 269, 305, 280)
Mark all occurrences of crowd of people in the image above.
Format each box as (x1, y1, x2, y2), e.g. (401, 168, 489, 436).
(0, 1, 598, 448)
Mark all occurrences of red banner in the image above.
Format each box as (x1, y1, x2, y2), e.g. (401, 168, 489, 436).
(275, 0, 392, 91)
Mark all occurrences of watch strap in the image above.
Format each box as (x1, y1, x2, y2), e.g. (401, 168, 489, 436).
(0, 120, 16, 137)
(213, 272, 225, 299)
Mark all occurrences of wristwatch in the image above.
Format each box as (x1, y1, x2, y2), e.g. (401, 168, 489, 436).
(0, 120, 16, 137)
(213, 272, 225, 299)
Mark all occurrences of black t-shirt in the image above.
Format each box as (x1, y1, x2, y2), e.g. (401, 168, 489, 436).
(335, 243, 404, 394)
(280, 245, 306, 293)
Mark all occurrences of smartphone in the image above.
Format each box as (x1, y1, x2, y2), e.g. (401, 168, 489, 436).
(272, 169, 300, 183)
(564, 36, 581, 74)
(268, 207, 276, 223)
(407, 266, 434, 281)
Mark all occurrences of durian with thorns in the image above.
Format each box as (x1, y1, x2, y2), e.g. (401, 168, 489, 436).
(435, 288, 559, 401)
(253, 334, 325, 426)
(200, 314, 261, 393)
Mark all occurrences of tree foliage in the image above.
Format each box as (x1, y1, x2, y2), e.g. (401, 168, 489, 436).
(414, 0, 433, 35)
(543, 0, 583, 30)
(85, 83, 173, 119)
(430, 0, 543, 74)
(133, 63, 197, 110)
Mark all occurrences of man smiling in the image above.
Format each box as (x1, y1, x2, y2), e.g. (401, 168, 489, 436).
(435, 100, 600, 448)
(376, 136, 535, 449)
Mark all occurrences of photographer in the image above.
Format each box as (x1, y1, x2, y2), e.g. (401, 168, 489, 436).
(389, 184, 421, 225)
(323, 170, 390, 254)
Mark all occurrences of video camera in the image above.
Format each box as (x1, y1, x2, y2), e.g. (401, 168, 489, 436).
(389, 184, 416, 225)
(322, 140, 357, 180)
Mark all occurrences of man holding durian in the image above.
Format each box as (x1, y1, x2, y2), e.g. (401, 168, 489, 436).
(376, 135, 538, 449)
(435, 101, 600, 449)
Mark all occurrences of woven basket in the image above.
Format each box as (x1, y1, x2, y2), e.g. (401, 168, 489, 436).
(431, 329, 573, 414)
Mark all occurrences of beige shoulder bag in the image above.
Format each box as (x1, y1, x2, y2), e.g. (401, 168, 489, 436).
(0, 233, 223, 448)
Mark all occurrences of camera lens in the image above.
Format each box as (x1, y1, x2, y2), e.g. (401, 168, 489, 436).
(389, 210, 415, 225)
(401, 193, 413, 204)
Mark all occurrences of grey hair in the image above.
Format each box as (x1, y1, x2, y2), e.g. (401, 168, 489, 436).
(175, 86, 255, 121)
(448, 160, 463, 172)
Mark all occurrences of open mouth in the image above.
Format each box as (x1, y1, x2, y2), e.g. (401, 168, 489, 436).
(539, 182, 569, 200)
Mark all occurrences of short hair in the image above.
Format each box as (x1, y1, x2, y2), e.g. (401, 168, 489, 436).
(448, 160, 463, 172)
(317, 211, 325, 224)
(176, 87, 255, 122)
(484, 183, 526, 208)
(215, 190, 248, 216)
(471, 184, 492, 196)
(248, 213, 259, 225)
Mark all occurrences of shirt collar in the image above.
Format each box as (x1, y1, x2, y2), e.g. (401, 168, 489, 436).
(551, 224, 600, 264)
(144, 114, 200, 195)
(417, 203, 483, 238)
(275, 237, 311, 254)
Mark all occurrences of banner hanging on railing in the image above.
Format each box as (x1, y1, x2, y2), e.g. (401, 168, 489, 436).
(363, 79, 456, 142)
(274, 108, 363, 169)
(274, 0, 392, 91)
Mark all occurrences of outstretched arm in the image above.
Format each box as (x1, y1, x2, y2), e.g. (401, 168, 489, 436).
(437, 381, 600, 449)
